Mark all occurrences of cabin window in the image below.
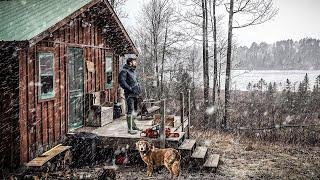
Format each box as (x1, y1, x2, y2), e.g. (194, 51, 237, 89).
(39, 52, 55, 100)
(105, 56, 113, 89)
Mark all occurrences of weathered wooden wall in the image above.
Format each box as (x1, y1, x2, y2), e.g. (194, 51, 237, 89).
(0, 42, 21, 169)
(19, 17, 120, 163)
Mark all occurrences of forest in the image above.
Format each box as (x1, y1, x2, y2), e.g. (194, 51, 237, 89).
(235, 38, 320, 70)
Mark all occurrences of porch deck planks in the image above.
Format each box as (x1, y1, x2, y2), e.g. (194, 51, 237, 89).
(74, 118, 186, 149)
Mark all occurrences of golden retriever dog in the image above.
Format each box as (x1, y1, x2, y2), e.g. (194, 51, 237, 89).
(136, 140, 181, 178)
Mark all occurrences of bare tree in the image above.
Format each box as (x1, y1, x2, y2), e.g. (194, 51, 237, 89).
(134, 0, 187, 100)
(180, 0, 226, 127)
(223, 0, 278, 129)
(160, 20, 169, 97)
(208, 0, 219, 127)
(202, 0, 210, 126)
(108, 0, 129, 18)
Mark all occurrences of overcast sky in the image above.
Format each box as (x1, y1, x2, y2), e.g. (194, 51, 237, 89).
(121, 0, 320, 47)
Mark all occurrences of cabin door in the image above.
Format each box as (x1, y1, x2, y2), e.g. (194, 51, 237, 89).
(68, 47, 84, 131)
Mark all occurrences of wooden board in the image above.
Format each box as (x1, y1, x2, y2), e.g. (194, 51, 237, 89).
(191, 146, 208, 159)
(26, 144, 71, 167)
(147, 106, 160, 113)
(203, 154, 220, 168)
(154, 114, 175, 127)
(178, 139, 196, 151)
(166, 132, 185, 142)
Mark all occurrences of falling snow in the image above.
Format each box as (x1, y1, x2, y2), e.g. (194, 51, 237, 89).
(1, 0, 320, 179)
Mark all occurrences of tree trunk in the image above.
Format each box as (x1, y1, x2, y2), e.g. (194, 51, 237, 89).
(218, 54, 221, 98)
(202, 0, 209, 127)
(210, 0, 218, 127)
(223, 0, 234, 130)
(192, 48, 196, 111)
(160, 25, 168, 98)
(154, 38, 160, 98)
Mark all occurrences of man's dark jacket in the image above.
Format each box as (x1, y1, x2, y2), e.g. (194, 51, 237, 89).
(119, 64, 141, 98)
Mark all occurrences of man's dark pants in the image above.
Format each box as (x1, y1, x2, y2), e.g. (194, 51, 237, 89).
(125, 96, 138, 115)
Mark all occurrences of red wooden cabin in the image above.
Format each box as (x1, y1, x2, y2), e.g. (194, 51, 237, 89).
(0, 0, 137, 169)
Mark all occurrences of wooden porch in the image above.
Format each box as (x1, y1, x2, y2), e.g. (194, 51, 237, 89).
(72, 91, 220, 170)
(74, 116, 188, 149)
(20, 91, 219, 179)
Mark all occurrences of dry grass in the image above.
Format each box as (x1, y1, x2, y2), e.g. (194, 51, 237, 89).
(109, 130, 320, 179)
(193, 130, 320, 179)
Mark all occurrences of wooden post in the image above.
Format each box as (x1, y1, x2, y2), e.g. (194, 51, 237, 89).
(160, 99, 166, 148)
(180, 92, 184, 132)
(187, 89, 191, 139)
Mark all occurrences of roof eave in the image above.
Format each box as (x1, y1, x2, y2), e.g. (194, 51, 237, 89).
(28, 0, 102, 47)
(25, 0, 138, 55)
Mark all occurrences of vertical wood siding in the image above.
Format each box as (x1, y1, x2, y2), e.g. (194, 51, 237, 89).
(19, 16, 120, 163)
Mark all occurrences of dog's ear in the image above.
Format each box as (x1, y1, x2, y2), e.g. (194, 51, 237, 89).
(146, 141, 152, 150)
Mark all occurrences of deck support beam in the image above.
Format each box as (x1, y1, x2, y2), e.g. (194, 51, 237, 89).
(187, 89, 191, 139)
(180, 92, 185, 132)
(160, 99, 166, 148)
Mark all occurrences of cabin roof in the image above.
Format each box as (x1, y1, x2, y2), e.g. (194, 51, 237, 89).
(0, 0, 93, 41)
(0, 0, 138, 54)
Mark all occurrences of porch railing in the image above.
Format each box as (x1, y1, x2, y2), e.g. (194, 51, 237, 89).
(158, 89, 191, 148)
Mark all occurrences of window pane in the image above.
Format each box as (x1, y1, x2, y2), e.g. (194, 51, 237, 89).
(105, 56, 113, 88)
(39, 52, 55, 100)
(107, 72, 112, 84)
(41, 75, 54, 94)
(106, 57, 112, 72)
(40, 53, 54, 75)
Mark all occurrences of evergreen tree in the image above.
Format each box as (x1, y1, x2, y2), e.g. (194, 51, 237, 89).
(247, 82, 252, 91)
(282, 79, 294, 113)
(302, 73, 310, 92)
(273, 82, 278, 92)
(175, 65, 192, 97)
(266, 82, 275, 99)
(285, 79, 291, 92)
(315, 75, 320, 93)
(257, 78, 267, 92)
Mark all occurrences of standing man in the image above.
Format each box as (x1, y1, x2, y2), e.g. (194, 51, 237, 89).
(119, 58, 142, 134)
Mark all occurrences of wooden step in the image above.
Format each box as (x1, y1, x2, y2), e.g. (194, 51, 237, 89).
(166, 132, 185, 142)
(203, 154, 220, 168)
(26, 144, 71, 167)
(191, 146, 208, 159)
(178, 139, 196, 151)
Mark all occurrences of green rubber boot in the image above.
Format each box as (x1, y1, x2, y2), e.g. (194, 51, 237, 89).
(127, 115, 137, 135)
(130, 115, 142, 131)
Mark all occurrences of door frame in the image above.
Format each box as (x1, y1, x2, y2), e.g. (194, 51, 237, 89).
(66, 46, 85, 132)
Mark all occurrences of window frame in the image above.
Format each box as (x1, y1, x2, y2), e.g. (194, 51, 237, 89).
(37, 48, 55, 102)
(105, 55, 113, 89)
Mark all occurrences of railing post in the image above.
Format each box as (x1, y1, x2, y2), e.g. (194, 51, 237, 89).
(180, 92, 184, 132)
(160, 99, 166, 148)
(187, 89, 191, 139)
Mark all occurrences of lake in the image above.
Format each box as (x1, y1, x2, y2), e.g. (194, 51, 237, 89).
(220, 70, 320, 91)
